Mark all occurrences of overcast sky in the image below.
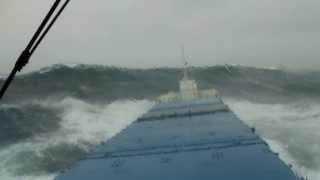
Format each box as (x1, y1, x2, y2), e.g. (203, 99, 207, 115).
(1, 0, 320, 73)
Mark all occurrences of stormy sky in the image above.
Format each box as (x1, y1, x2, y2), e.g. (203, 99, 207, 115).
(0, 0, 320, 73)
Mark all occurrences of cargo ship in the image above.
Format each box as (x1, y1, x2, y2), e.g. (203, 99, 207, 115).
(55, 65, 303, 180)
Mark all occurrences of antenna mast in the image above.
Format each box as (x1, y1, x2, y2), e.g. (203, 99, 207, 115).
(181, 45, 189, 80)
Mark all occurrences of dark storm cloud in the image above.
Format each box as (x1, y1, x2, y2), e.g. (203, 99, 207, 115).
(1, 0, 320, 73)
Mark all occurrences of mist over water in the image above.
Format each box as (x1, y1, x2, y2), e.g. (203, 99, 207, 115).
(0, 64, 320, 180)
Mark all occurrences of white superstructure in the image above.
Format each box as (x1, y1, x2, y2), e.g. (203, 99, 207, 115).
(159, 61, 219, 102)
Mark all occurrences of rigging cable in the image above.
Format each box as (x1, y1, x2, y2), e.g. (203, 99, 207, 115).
(0, 0, 71, 100)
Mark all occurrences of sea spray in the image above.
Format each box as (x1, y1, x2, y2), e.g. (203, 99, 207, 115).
(225, 99, 320, 180)
(0, 98, 154, 180)
(58, 98, 154, 149)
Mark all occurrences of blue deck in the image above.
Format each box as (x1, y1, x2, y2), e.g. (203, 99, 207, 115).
(55, 97, 298, 180)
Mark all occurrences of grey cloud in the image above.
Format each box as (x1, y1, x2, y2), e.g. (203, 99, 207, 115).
(1, 0, 320, 73)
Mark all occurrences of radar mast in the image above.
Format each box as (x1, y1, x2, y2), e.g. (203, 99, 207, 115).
(181, 45, 189, 80)
(179, 46, 198, 100)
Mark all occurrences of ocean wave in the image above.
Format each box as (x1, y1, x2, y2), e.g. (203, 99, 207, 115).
(0, 97, 153, 180)
(226, 99, 320, 180)
(1, 64, 320, 104)
(1, 64, 320, 179)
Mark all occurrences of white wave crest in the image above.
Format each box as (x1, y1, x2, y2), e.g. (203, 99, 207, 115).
(56, 98, 154, 149)
(0, 97, 154, 180)
(225, 99, 320, 180)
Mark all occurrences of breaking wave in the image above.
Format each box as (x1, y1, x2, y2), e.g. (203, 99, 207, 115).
(1, 64, 320, 180)
(0, 97, 153, 180)
(226, 99, 320, 180)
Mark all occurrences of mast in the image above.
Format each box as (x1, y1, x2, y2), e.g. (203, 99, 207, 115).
(179, 46, 198, 100)
(181, 45, 189, 80)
